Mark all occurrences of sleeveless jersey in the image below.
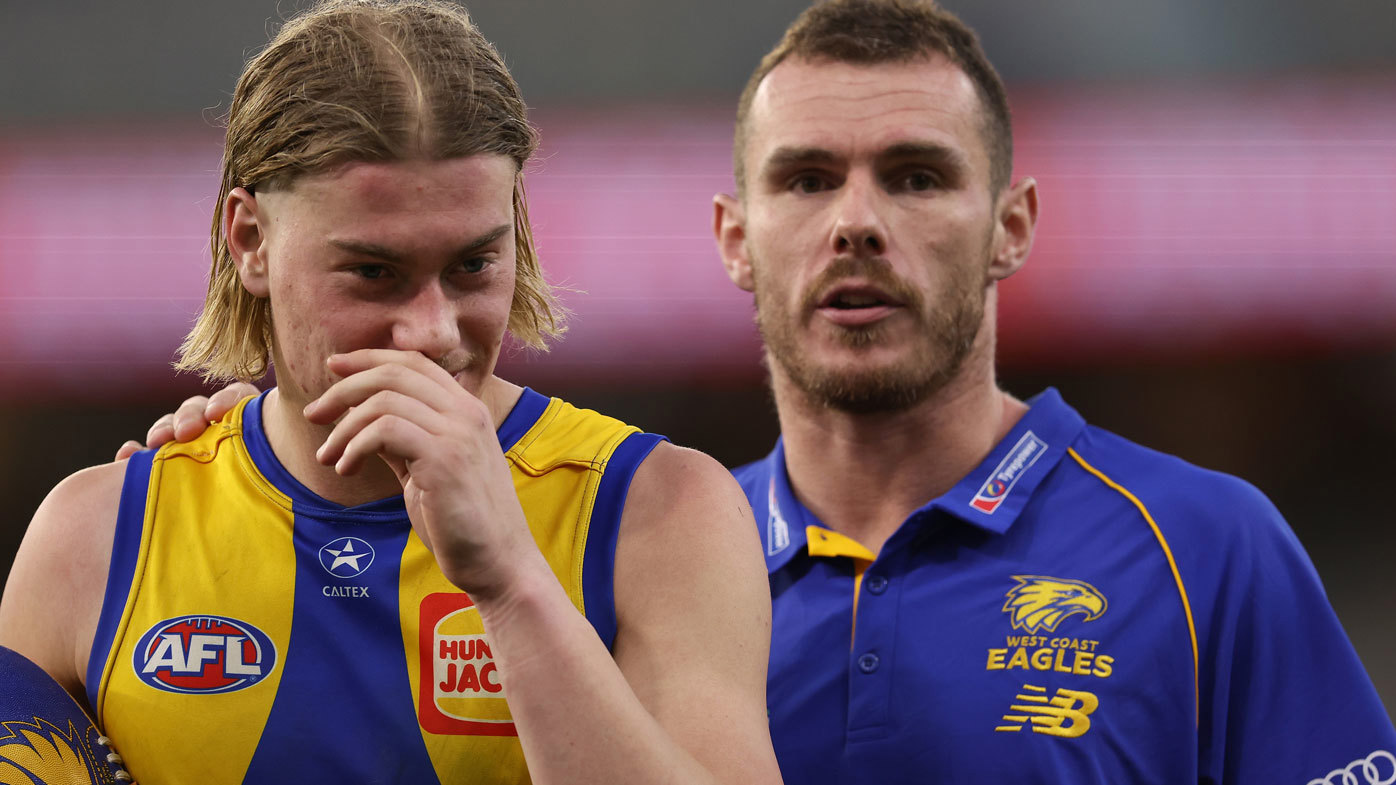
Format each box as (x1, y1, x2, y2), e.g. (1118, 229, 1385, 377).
(85, 388, 663, 784)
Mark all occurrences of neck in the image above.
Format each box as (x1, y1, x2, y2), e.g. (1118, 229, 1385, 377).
(772, 323, 1026, 556)
(260, 375, 524, 508)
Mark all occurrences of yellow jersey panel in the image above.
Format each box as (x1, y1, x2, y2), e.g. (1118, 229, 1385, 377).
(86, 389, 663, 785)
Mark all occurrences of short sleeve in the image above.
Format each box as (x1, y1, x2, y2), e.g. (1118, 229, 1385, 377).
(1196, 486, 1396, 784)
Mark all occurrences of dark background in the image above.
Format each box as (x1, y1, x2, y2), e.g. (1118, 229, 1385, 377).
(2, 0, 1393, 721)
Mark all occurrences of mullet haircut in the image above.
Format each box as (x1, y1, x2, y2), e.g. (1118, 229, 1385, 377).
(179, 0, 564, 383)
(734, 0, 1013, 196)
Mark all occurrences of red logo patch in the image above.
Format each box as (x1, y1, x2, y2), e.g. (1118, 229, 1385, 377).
(133, 615, 275, 694)
(417, 593, 516, 736)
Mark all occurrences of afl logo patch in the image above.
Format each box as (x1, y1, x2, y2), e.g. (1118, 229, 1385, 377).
(319, 536, 375, 578)
(133, 616, 276, 694)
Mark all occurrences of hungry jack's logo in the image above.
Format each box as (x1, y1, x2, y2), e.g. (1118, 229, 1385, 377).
(418, 593, 516, 736)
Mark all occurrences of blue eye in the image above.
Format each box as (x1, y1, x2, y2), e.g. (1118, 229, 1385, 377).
(460, 258, 489, 274)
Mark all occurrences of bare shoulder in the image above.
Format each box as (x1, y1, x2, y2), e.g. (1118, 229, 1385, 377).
(611, 442, 782, 784)
(619, 441, 758, 540)
(613, 441, 767, 596)
(0, 460, 128, 696)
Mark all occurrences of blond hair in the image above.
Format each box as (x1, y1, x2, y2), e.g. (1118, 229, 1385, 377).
(178, 0, 563, 383)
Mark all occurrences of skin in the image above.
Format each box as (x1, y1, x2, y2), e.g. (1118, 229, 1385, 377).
(713, 54, 1040, 555)
(2, 156, 781, 785)
(102, 50, 1040, 775)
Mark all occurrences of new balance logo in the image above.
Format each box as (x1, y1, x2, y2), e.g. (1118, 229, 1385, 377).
(994, 684, 1098, 738)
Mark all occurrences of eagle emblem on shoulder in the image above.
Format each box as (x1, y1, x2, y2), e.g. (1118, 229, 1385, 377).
(1002, 575, 1107, 634)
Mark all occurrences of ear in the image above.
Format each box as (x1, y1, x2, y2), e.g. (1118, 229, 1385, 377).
(223, 186, 271, 298)
(713, 193, 754, 292)
(988, 176, 1039, 282)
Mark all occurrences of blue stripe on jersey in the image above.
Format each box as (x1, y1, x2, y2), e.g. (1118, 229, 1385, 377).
(582, 432, 665, 649)
(239, 394, 437, 781)
(242, 514, 434, 781)
(88, 448, 155, 716)
(498, 387, 550, 451)
(242, 393, 406, 519)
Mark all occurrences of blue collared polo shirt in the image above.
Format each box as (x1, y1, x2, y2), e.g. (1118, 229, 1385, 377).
(733, 389, 1395, 785)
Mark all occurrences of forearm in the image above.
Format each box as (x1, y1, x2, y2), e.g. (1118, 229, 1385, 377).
(473, 565, 721, 785)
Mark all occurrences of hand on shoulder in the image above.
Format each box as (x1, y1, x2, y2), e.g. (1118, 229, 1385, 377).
(114, 382, 261, 460)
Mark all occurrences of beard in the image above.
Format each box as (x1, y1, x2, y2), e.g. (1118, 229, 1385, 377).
(753, 252, 987, 415)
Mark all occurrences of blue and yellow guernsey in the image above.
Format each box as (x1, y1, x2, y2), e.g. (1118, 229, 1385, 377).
(86, 389, 662, 784)
(736, 388, 1396, 785)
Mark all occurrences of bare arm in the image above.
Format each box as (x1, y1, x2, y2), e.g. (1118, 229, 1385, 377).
(481, 442, 781, 785)
(309, 349, 781, 785)
(0, 461, 125, 701)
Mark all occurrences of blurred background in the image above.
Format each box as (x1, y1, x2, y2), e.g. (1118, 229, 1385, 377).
(2, 0, 1393, 720)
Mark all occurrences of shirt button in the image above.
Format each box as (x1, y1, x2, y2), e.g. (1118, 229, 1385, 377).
(865, 575, 888, 594)
(857, 653, 880, 674)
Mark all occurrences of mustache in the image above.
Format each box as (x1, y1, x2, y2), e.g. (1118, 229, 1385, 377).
(800, 256, 923, 313)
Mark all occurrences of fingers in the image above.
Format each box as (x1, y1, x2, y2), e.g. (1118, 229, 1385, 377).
(316, 390, 445, 474)
(307, 352, 465, 425)
(145, 413, 178, 449)
(205, 382, 260, 423)
(133, 382, 263, 459)
(327, 349, 458, 383)
(171, 398, 214, 442)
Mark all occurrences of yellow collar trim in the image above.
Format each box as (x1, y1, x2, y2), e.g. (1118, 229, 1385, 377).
(805, 525, 876, 562)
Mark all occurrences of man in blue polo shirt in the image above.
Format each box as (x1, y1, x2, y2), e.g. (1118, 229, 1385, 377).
(711, 0, 1396, 782)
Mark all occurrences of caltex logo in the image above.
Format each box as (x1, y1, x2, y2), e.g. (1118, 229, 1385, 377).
(319, 536, 375, 578)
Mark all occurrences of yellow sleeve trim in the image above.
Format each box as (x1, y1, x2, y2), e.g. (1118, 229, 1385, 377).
(1067, 447, 1200, 726)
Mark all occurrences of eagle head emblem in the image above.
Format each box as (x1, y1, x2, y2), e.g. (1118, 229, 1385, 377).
(1002, 575, 1107, 634)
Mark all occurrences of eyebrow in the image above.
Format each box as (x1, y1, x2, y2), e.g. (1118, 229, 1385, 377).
(760, 141, 971, 180)
(876, 141, 970, 173)
(328, 223, 513, 262)
(761, 146, 843, 179)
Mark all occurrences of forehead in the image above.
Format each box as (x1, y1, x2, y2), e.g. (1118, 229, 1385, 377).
(747, 55, 988, 171)
(273, 155, 516, 237)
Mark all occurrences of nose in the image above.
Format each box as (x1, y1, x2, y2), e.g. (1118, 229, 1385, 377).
(392, 280, 459, 361)
(830, 173, 888, 257)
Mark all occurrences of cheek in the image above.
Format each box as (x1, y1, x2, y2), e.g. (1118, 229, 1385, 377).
(478, 269, 518, 338)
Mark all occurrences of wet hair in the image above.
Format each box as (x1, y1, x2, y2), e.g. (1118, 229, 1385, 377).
(178, 0, 563, 382)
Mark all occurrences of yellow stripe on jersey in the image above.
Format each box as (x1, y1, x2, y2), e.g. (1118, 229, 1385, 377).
(406, 396, 642, 781)
(1068, 447, 1200, 725)
(95, 392, 646, 784)
(97, 399, 296, 780)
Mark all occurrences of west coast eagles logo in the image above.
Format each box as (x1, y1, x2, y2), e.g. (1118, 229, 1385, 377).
(1002, 575, 1107, 634)
(0, 716, 114, 784)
